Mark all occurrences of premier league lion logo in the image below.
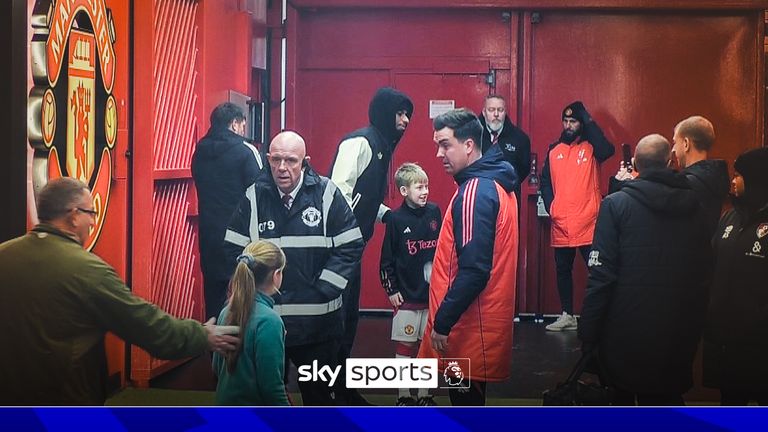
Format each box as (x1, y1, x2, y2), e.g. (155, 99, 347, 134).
(443, 361, 465, 387)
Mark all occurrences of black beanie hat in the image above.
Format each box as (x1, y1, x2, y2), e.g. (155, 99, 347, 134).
(562, 101, 586, 123)
(734, 146, 768, 208)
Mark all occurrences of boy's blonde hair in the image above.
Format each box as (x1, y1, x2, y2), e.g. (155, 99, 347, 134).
(394, 162, 428, 189)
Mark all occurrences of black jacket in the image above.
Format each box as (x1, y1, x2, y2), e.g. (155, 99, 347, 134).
(578, 168, 711, 394)
(380, 201, 442, 304)
(223, 166, 364, 347)
(329, 87, 414, 242)
(703, 203, 768, 391)
(478, 114, 531, 188)
(192, 126, 262, 281)
(682, 159, 730, 238)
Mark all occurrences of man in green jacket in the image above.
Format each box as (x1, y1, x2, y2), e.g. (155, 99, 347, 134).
(0, 177, 240, 405)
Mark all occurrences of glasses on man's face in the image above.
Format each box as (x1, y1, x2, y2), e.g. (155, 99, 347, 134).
(75, 207, 98, 217)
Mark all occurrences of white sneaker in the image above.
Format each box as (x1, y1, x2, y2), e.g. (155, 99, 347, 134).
(545, 312, 578, 331)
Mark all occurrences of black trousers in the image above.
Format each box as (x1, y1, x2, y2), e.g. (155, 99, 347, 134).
(203, 277, 229, 320)
(286, 339, 340, 406)
(334, 265, 364, 402)
(449, 380, 487, 406)
(339, 264, 362, 360)
(612, 387, 684, 406)
(553, 246, 591, 314)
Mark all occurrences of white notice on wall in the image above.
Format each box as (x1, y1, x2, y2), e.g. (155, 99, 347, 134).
(429, 100, 455, 119)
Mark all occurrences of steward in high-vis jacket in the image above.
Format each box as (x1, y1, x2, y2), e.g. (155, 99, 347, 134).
(224, 166, 363, 347)
(224, 131, 363, 405)
(419, 109, 518, 406)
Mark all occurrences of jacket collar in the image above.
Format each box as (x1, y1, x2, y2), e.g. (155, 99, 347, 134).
(31, 223, 82, 245)
(256, 291, 276, 308)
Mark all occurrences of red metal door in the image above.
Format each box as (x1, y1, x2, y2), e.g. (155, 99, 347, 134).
(288, 7, 519, 310)
(518, 10, 763, 315)
(352, 72, 500, 310)
(131, 0, 204, 386)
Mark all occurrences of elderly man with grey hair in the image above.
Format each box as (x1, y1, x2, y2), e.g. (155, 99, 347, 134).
(0, 177, 240, 405)
(578, 134, 712, 406)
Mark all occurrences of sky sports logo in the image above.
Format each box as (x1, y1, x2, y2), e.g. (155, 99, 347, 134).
(297, 358, 470, 389)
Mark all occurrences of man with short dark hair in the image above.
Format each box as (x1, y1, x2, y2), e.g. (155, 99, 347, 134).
(418, 109, 518, 406)
(0, 177, 239, 405)
(579, 134, 711, 405)
(672, 115, 729, 236)
(541, 101, 615, 331)
(193, 102, 263, 318)
(225, 131, 364, 405)
(479, 94, 531, 196)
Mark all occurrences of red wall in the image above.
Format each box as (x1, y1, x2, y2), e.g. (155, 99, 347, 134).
(131, 0, 255, 386)
(198, 0, 253, 125)
(290, 7, 518, 310)
(280, 4, 765, 313)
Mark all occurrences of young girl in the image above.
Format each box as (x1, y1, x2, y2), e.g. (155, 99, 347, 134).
(213, 240, 290, 405)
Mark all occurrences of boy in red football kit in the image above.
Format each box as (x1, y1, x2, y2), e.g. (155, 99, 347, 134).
(380, 163, 442, 406)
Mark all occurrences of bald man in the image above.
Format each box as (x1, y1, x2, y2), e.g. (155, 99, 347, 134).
(224, 131, 364, 405)
(672, 116, 729, 236)
(579, 134, 712, 406)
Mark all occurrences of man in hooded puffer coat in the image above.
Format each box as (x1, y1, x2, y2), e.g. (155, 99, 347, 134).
(329, 86, 414, 405)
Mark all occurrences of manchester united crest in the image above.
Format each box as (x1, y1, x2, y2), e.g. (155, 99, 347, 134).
(28, 0, 117, 251)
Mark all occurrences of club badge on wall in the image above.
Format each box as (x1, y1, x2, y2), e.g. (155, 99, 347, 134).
(28, 0, 117, 251)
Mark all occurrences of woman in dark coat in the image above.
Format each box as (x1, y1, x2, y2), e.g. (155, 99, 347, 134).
(703, 146, 768, 405)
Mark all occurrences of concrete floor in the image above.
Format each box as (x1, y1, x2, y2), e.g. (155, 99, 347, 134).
(145, 315, 720, 404)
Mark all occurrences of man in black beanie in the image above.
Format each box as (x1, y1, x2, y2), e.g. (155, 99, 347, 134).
(328, 86, 414, 405)
(541, 101, 615, 331)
